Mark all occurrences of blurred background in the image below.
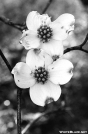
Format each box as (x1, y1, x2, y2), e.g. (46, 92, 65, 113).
(0, 0, 88, 134)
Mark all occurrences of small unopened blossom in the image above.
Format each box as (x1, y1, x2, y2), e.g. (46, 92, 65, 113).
(12, 49, 73, 106)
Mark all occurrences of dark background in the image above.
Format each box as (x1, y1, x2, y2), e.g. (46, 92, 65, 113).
(0, 0, 88, 134)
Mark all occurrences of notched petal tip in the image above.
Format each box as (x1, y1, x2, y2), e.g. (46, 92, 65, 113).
(20, 29, 40, 50)
(30, 81, 61, 106)
(45, 97, 54, 105)
(34, 48, 41, 55)
(11, 69, 15, 74)
(52, 55, 60, 61)
(68, 66, 74, 74)
(52, 13, 75, 40)
(19, 30, 30, 47)
(11, 64, 20, 75)
(20, 30, 29, 39)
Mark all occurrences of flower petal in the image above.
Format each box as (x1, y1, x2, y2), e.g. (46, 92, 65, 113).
(29, 81, 61, 106)
(54, 13, 75, 27)
(20, 30, 40, 50)
(50, 14, 75, 40)
(39, 14, 51, 25)
(26, 49, 53, 70)
(26, 11, 51, 31)
(12, 62, 35, 88)
(50, 22, 68, 40)
(48, 59, 73, 85)
(41, 39, 63, 56)
(54, 13, 75, 31)
(26, 11, 41, 31)
(41, 50, 53, 68)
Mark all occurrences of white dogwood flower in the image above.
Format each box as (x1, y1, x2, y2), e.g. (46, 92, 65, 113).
(12, 49, 73, 106)
(20, 11, 75, 56)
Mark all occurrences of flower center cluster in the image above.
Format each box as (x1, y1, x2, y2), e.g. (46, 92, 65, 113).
(34, 67, 49, 84)
(37, 25, 53, 43)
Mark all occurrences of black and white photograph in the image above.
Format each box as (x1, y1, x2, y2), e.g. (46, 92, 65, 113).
(0, 0, 88, 134)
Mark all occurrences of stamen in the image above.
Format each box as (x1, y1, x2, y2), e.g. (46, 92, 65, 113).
(37, 25, 53, 43)
(34, 67, 49, 84)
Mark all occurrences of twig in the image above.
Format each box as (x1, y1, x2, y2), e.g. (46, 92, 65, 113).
(22, 105, 75, 134)
(22, 123, 30, 134)
(0, 0, 53, 31)
(64, 33, 88, 54)
(17, 88, 22, 134)
(42, 0, 53, 14)
(0, 48, 22, 134)
(22, 111, 53, 134)
(80, 33, 88, 47)
(0, 49, 12, 72)
(0, 16, 25, 31)
(22, 106, 64, 134)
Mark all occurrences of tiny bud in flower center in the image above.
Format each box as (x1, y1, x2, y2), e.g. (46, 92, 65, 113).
(34, 67, 49, 84)
(37, 25, 53, 43)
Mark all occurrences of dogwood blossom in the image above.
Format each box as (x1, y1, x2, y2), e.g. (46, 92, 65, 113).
(12, 49, 73, 106)
(20, 11, 75, 56)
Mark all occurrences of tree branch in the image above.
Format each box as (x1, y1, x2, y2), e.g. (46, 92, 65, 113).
(80, 33, 88, 47)
(0, 0, 53, 31)
(0, 49, 12, 72)
(42, 0, 53, 14)
(22, 110, 57, 134)
(64, 33, 88, 54)
(17, 88, 22, 134)
(0, 16, 25, 31)
(0, 48, 22, 134)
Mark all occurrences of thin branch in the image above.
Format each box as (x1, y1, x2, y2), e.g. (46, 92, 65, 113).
(0, 48, 22, 134)
(80, 33, 88, 47)
(22, 110, 55, 134)
(64, 45, 88, 54)
(22, 123, 30, 134)
(0, 16, 25, 31)
(42, 0, 53, 14)
(0, 49, 12, 72)
(64, 33, 88, 54)
(22, 106, 65, 134)
(0, 0, 53, 31)
(22, 105, 75, 134)
(17, 88, 22, 134)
